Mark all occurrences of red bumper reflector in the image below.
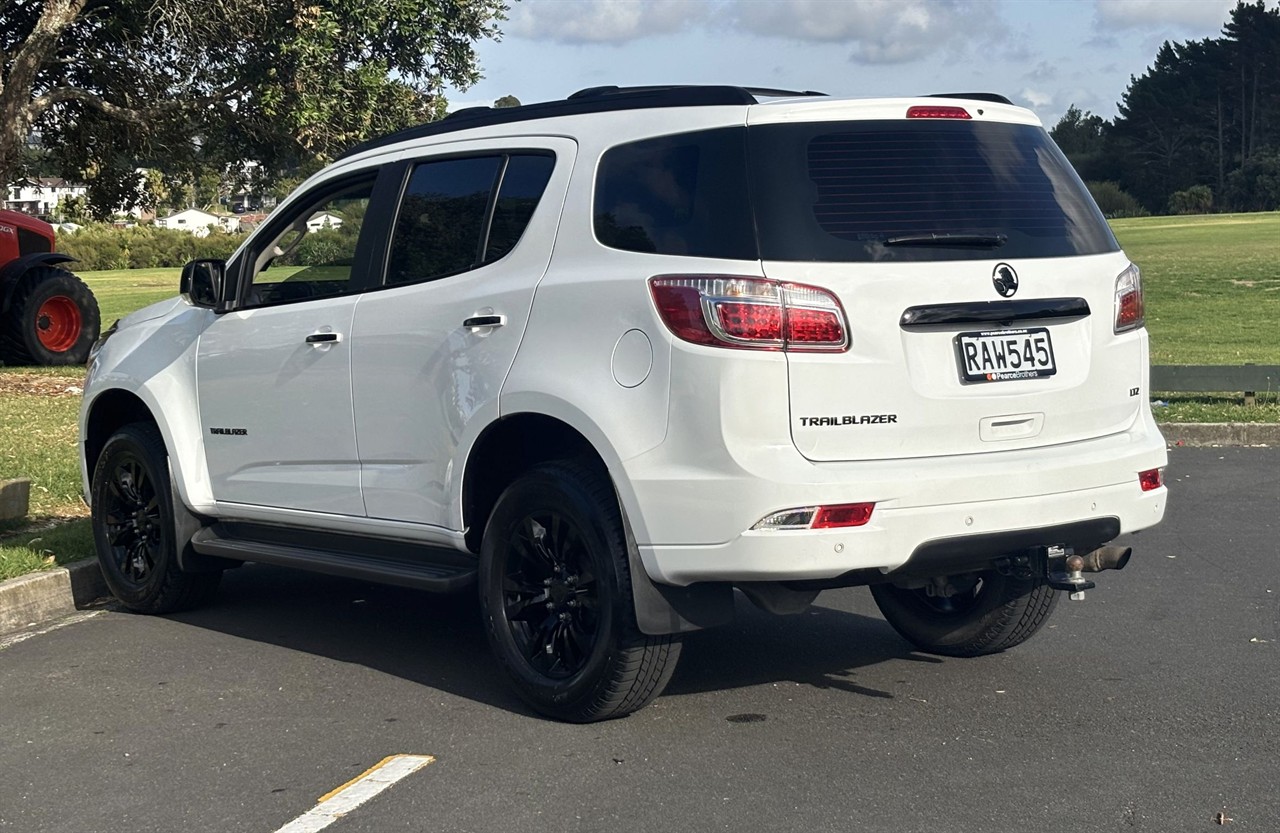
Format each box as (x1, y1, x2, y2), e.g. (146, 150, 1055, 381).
(1139, 468, 1163, 491)
(812, 503, 875, 529)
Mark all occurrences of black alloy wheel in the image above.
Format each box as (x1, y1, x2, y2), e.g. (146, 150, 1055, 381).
(499, 512, 601, 679)
(91, 424, 221, 613)
(100, 448, 163, 587)
(480, 460, 681, 723)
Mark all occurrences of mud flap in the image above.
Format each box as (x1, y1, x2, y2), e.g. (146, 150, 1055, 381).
(617, 499, 734, 635)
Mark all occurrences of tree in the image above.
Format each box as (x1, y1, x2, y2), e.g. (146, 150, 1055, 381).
(0, 0, 509, 218)
(494, 95, 522, 108)
(1109, 1, 1280, 212)
(1050, 105, 1113, 182)
(54, 193, 90, 223)
(1168, 184, 1214, 214)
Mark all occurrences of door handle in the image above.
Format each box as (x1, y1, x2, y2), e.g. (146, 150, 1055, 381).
(305, 332, 341, 344)
(463, 314, 506, 329)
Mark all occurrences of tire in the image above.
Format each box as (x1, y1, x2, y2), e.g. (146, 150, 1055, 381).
(870, 570, 1059, 657)
(0, 267, 101, 365)
(90, 423, 221, 614)
(479, 460, 681, 722)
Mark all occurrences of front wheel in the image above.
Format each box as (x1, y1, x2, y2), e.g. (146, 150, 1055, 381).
(90, 423, 221, 613)
(870, 570, 1059, 657)
(479, 460, 681, 722)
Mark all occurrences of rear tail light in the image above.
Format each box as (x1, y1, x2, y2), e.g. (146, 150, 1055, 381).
(906, 105, 971, 119)
(1114, 263, 1144, 333)
(649, 276, 848, 352)
(1139, 468, 1163, 491)
(752, 502, 875, 531)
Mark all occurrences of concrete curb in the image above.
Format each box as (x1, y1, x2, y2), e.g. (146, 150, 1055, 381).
(0, 559, 108, 638)
(1159, 422, 1280, 447)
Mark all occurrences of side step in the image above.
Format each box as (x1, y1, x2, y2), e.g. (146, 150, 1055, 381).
(190, 522, 477, 593)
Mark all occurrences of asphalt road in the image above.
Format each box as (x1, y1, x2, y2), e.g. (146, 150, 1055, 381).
(1, 447, 1276, 833)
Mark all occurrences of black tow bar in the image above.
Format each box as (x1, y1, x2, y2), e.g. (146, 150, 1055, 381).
(995, 544, 1133, 602)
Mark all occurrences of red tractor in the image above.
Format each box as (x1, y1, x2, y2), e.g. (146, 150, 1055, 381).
(0, 208, 99, 365)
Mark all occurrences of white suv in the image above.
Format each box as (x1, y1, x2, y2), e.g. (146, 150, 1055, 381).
(80, 86, 1168, 722)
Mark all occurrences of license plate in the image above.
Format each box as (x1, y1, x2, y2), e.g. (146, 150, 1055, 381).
(956, 327, 1056, 382)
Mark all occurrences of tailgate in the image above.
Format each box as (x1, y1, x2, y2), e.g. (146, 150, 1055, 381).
(744, 100, 1143, 462)
(767, 254, 1144, 461)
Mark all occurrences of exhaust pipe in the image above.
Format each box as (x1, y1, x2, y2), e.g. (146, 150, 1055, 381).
(1076, 546, 1132, 573)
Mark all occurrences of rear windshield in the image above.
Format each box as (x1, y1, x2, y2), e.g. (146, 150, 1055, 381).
(594, 121, 1117, 263)
(749, 120, 1118, 262)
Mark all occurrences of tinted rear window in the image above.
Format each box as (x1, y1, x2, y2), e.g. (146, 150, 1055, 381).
(594, 128, 755, 259)
(750, 120, 1118, 262)
(387, 156, 502, 286)
(485, 154, 555, 263)
(386, 152, 554, 287)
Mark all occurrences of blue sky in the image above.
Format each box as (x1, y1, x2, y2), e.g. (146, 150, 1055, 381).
(445, 0, 1267, 128)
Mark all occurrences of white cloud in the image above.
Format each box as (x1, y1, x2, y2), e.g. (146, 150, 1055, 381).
(1019, 87, 1053, 108)
(507, 0, 1007, 64)
(1093, 0, 1237, 30)
(507, 0, 711, 44)
(731, 0, 1002, 64)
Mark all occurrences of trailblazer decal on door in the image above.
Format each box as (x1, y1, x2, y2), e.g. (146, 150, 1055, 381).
(209, 427, 248, 436)
(799, 414, 898, 427)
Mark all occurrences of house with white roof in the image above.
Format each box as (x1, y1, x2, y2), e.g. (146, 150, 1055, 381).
(306, 211, 344, 233)
(155, 208, 239, 237)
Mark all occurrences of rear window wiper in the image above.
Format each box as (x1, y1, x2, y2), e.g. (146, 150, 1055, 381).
(884, 233, 1008, 248)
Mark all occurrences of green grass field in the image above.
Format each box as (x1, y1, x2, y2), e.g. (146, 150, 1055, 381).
(1, 215, 1278, 578)
(78, 266, 180, 327)
(1111, 212, 1280, 366)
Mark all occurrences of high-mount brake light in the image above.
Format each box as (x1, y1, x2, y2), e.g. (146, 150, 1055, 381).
(1139, 468, 1163, 492)
(1114, 263, 1144, 333)
(752, 502, 876, 531)
(906, 105, 971, 119)
(649, 276, 848, 352)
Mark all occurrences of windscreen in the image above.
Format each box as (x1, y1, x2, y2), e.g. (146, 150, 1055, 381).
(749, 119, 1119, 262)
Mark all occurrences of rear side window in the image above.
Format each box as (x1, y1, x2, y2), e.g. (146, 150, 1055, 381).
(594, 128, 756, 260)
(486, 155, 556, 263)
(386, 152, 554, 287)
(749, 120, 1119, 262)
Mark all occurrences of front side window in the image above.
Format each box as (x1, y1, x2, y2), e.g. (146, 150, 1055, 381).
(244, 178, 375, 307)
(386, 152, 554, 287)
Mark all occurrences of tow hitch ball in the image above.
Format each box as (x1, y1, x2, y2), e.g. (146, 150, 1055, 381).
(996, 545, 1133, 602)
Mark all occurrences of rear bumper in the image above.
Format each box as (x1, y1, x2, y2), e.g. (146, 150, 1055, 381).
(628, 411, 1168, 586)
(640, 479, 1164, 585)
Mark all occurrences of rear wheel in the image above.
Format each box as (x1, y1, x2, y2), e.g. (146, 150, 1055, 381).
(0, 267, 100, 365)
(479, 460, 681, 722)
(90, 423, 221, 613)
(870, 570, 1058, 657)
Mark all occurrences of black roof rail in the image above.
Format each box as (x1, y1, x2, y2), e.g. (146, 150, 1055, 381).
(569, 84, 826, 100)
(925, 92, 1014, 105)
(338, 85, 819, 160)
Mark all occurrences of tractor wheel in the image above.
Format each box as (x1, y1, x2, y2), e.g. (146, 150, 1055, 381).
(0, 267, 101, 366)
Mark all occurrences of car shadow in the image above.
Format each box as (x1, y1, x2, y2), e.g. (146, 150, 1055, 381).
(667, 602, 942, 700)
(165, 563, 937, 717)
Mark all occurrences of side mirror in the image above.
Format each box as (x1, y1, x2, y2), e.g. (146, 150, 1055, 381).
(180, 259, 225, 308)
